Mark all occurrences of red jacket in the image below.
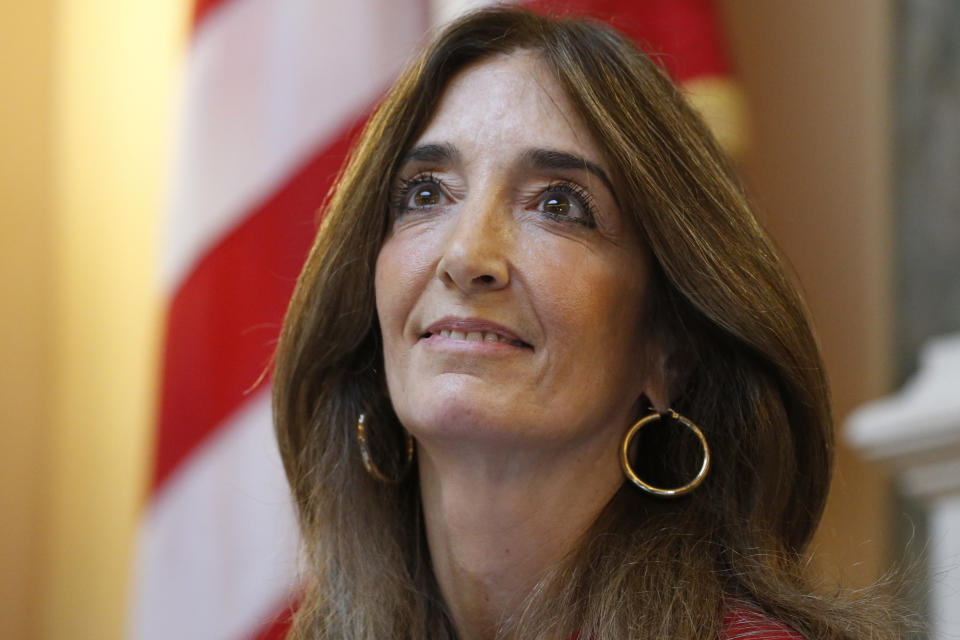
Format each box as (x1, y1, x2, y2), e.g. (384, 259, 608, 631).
(569, 607, 803, 639)
(722, 607, 804, 639)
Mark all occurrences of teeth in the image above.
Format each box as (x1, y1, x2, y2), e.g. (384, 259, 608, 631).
(434, 329, 518, 344)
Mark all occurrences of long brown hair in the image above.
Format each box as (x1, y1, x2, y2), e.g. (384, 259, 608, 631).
(273, 7, 903, 639)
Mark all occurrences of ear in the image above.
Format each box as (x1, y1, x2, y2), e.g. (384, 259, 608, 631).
(641, 364, 671, 413)
(640, 345, 690, 413)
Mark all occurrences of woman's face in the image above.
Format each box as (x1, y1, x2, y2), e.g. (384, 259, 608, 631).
(375, 51, 655, 454)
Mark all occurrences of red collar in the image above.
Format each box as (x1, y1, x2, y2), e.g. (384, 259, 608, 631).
(722, 607, 804, 639)
(567, 607, 804, 640)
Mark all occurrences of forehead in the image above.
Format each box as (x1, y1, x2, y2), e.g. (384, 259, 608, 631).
(414, 51, 608, 167)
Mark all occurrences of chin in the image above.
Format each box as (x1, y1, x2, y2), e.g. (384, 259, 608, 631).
(394, 384, 530, 447)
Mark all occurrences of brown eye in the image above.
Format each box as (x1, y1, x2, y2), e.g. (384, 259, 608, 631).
(542, 194, 572, 216)
(535, 183, 597, 228)
(396, 175, 447, 213)
(412, 185, 441, 207)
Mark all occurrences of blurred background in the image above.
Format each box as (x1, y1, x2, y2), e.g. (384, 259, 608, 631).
(2, 0, 958, 638)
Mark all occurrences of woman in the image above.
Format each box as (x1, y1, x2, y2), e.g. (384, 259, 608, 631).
(273, 7, 902, 639)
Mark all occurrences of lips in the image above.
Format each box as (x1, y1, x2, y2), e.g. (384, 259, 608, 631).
(422, 317, 531, 348)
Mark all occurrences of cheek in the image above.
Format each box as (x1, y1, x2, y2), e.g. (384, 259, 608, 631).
(374, 240, 409, 406)
(374, 232, 438, 360)
(527, 244, 643, 332)
(373, 240, 398, 328)
(375, 243, 407, 368)
(524, 244, 649, 375)
(375, 236, 421, 329)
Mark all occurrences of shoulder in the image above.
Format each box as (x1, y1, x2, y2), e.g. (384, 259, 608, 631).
(722, 607, 805, 640)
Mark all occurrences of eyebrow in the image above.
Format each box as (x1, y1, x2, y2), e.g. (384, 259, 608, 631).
(399, 144, 618, 201)
(401, 143, 460, 165)
(520, 148, 618, 199)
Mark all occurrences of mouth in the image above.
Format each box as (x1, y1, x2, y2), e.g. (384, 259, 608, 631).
(421, 317, 532, 349)
(421, 328, 530, 348)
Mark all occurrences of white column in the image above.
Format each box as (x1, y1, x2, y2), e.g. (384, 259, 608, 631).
(847, 334, 960, 640)
(929, 494, 960, 639)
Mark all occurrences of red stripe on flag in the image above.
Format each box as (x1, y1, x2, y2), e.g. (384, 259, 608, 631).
(525, 0, 730, 81)
(192, 0, 232, 30)
(153, 115, 368, 492)
(253, 615, 292, 640)
(251, 597, 301, 640)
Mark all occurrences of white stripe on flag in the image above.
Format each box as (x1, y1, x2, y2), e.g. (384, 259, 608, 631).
(430, 0, 504, 27)
(163, 0, 428, 292)
(131, 390, 298, 640)
(139, 1, 428, 637)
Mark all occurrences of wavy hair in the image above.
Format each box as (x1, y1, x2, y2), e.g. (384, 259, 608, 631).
(273, 7, 904, 639)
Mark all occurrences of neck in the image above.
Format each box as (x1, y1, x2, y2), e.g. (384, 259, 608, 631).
(418, 436, 623, 640)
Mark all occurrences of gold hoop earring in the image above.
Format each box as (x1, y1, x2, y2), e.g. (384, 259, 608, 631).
(357, 413, 415, 483)
(620, 408, 710, 498)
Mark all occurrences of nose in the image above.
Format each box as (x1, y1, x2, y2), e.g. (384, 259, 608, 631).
(436, 192, 511, 293)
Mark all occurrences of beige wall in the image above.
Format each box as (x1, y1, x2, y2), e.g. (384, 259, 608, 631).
(0, 1, 894, 637)
(721, 0, 895, 586)
(1, 1, 189, 638)
(1, 5, 57, 639)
